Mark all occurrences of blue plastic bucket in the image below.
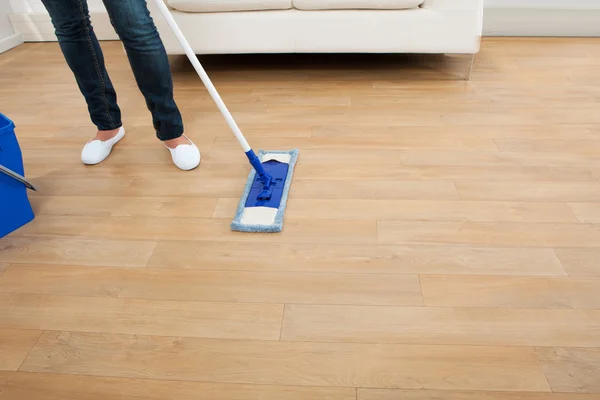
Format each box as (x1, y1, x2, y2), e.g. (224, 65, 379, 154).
(0, 112, 35, 238)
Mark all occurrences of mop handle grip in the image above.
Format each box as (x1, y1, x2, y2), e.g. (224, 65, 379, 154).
(151, 0, 251, 153)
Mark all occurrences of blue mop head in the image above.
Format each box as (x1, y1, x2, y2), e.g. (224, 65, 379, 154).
(231, 148, 299, 233)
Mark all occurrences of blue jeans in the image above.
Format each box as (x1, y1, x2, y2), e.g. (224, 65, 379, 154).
(41, 0, 183, 141)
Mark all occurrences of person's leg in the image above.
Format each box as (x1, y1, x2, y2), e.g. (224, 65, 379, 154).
(102, 0, 184, 143)
(102, 0, 199, 170)
(41, 0, 125, 165)
(40, 0, 122, 134)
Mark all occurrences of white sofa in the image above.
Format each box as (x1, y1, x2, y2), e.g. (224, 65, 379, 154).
(150, 0, 484, 57)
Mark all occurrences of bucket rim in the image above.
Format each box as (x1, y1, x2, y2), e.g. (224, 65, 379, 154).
(0, 112, 15, 137)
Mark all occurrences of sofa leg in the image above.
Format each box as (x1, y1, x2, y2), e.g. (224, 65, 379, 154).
(443, 53, 475, 80)
(464, 53, 475, 81)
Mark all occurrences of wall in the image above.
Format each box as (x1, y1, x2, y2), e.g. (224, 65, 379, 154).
(0, 0, 22, 53)
(485, 0, 600, 9)
(483, 0, 600, 36)
(1, 2, 15, 38)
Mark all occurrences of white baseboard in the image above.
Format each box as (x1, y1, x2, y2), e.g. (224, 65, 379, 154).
(483, 7, 600, 37)
(0, 33, 24, 53)
(9, 8, 600, 42)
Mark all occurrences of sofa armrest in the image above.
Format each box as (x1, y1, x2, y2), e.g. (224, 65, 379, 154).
(420, 0, 484, 54)
(421, 0, 484, 10)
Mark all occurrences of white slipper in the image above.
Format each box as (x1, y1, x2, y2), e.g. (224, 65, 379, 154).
(81, 127, 125, 165)
(165, 135, 201, 171)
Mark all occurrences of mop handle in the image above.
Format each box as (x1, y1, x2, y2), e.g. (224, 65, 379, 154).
(151, 0, 251, 153)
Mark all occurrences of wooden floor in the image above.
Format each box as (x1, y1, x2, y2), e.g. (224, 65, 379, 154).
(1, 38, 600, 399)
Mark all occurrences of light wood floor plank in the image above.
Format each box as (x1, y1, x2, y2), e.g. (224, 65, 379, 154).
(22, 161, 249, 180)
(213, 134, 497, 151)
(0, 264, 423, 306)
(214, 198, 579, 223)
(0, 329, 42, 371)
(471, 87, 596, 109)
(130, 177, 247, 198)
(399, 149, 600, 168)
(456, 181, 600, 202)
(378, 221, 600, 247)
(147, 241, 566, 276)
(288, 180, 461, 200)
(0, 293, 283, 340)
(508, 107, 600, 125)
(0, 236, 156, 268)
(29, 196, 219, 218)
(292, 165, 596, 182)
(311, 124, 598, 141)
(420, 275, 600, 309)
(281, 305, 600, 347)
(349, 94, 486, 109)
(440, 110, 543, 126)
(0, 371, 356, 400)
(27, 177, 137, 197)
(358, 389, 599, 400)
(554, 248, 600, 277)
(211, 124, 313, 138)
(204, 148, 402, 166)
(19, 331, 550, 392)
(536, 347, 600, 393)
(568, 203, 600, 223)
(0, 263, 9, 276)
(17, 215, 378, 244)
(495, 138, 600, 156)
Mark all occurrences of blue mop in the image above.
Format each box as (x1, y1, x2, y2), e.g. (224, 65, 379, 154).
(153, 0, 298, 232)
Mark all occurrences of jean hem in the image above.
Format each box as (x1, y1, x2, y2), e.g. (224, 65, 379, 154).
(96, 122, 123, 131)
(157, 129, 184, 141)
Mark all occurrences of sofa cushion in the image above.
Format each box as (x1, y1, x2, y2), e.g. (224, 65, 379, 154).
(167, 0, 292, 12)
(293, 0, 423, 10)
